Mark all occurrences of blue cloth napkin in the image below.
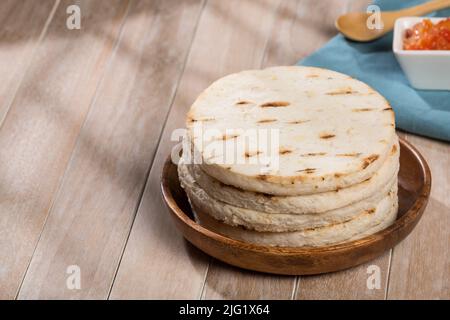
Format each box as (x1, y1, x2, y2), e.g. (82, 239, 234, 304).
(299, 0, 450, 142)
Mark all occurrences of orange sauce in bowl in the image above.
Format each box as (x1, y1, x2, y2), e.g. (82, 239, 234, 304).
(403, 18, 450, 50)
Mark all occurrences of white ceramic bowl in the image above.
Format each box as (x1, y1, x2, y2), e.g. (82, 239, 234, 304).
(393, 17, 450, 91)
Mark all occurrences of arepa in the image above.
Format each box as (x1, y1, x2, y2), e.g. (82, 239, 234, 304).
(186, 66, 396, 195)
(179, 156, 397, 232)
(182, 138, 399, 214)
(191, 190, 398, 247)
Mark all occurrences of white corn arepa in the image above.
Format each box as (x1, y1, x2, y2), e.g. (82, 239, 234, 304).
(182, 139, 399, 214)
(190, 192, 398, 247)
(186, 66, 396, 196)
(180, 66, 399, 247)
(178, 156, 397, 232)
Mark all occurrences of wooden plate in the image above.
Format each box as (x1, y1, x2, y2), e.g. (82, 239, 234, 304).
(161, 138, 431, 275)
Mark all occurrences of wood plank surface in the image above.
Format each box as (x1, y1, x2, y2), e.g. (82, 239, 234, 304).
(296, 253, 391, 299)
(0, 0, 447, 300)
(109, 0, 296, 299)
(17, 0, 204, 299)
(0, 0, 130, 299)
(387, 134, 450, 299)
(0, 0, 57, 126)
(202, 261, 294, 300)
(262, 0, 348, 67)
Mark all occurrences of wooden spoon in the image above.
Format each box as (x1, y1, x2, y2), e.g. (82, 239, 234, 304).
(336, 0, 450, 42)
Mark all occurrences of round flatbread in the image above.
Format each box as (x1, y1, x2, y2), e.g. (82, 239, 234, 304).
(182, 138, 399, 214)
(191, 194, 398, 247)
(186, 66, 396, 195)
(179, 156, 397, 232)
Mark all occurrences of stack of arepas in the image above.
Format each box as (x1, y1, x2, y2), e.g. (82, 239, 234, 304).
(179, 66, 399, 247)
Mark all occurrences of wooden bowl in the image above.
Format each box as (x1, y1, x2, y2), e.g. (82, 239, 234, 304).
(161, 138, 431, 275)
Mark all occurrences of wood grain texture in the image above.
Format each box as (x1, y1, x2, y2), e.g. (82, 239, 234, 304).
(0, 0, 57, 126)
(17, 0, 204, 300)
(296, 252, 391, 299)
(387, 134, 450, 299)
(0, 0, 446, 300)
(109, 0, 295, 299)
(262, 0, 346, 67)
(0, 0, 129, 299)
(203, 261, 294, 299)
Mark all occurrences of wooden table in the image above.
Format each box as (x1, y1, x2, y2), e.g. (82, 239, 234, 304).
(0, 0, 448, 300)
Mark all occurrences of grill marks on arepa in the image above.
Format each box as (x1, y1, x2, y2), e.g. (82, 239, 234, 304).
(352, 108, 375, 112)
(257, 118, 277, 124)
(362, 154, 380, 169)
(187, 115, 215, 124)
(319, 132, 336, 139)
(235, 100, 253, 105)
(390, 144, 397, 155)
(336, 152, 362, 157)
(279, 147, 293, 155)
(288, 119, 310, 124)
(219, 133, 239, 141)
(244, 150, 262, 158)
(325, 87, 358, 95)
(296, 168, 317, 174)
(300, 152, 327, 157)
(260, 101, 290, 108)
